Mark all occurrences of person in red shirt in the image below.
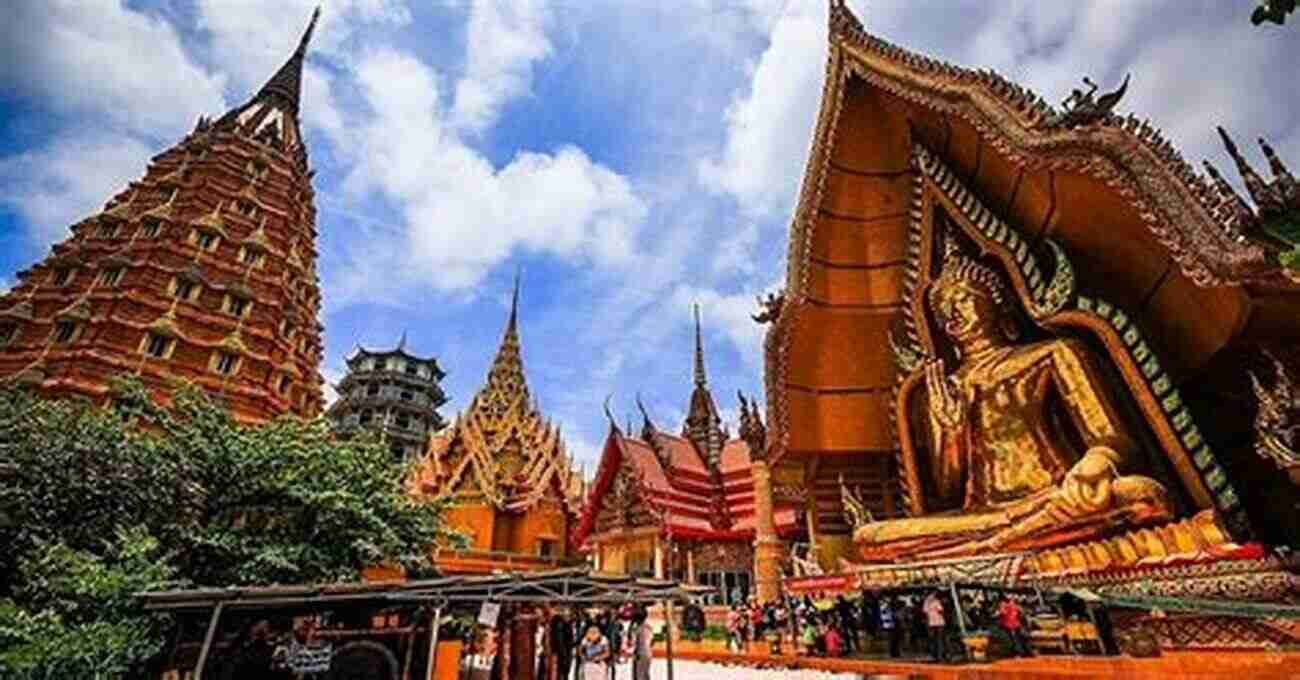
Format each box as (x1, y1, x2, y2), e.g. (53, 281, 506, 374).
(823, 622, 844, 657)
(998, 595, 1032, 657)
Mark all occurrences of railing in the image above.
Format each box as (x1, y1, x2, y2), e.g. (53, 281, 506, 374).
(431, 547, 585, 570)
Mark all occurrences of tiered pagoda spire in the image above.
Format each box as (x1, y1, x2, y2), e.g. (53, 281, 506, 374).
(0, 9, 326, 421)
(682, 305, 727, 473)
(411, 278, 582, 514)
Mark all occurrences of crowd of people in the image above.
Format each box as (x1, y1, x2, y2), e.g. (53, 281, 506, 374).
(715, 588, 1039, 663)
(520, 603, 656, 680)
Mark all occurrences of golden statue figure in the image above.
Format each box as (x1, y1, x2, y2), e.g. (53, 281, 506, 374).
(855, 243, 1174, 561)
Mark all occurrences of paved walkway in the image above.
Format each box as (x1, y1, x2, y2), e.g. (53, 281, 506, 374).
(652, 648, 1300, 679)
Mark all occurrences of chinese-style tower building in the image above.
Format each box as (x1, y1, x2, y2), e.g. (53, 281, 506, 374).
(573, 307, 799, 603)
(752, 0, 1300, 651)
(0, 11, 326, 422)
(408, 280, 584, 574)
(327, 334, 449, 461)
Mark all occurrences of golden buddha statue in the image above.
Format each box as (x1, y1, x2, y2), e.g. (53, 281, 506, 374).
(856, 244, 1174, 561)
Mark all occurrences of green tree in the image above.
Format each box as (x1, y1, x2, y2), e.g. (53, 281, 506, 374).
(0, 378, 457, 677)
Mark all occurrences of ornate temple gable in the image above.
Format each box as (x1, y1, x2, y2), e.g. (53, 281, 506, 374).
(820, 0, 1293, 289)
(411, 280, 578, 515)
(0, 9, 325, 422)
(888, 144, 1249, 538)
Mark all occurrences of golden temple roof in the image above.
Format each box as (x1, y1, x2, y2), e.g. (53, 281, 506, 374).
(411, 277, 582, 513)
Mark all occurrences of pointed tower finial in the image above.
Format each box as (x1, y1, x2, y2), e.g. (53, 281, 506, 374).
(397, 329, 408, 352)
(1259, 138, 1299, 208)
(253, 7, 321, 116)
(693, 303, 707, 387)
(508, 267, 521, 334)
(1218, 126, 1284, 215)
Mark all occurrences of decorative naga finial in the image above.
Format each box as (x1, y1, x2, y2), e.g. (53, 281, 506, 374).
(839, 474, 874, 529)
(1250, 352, 1300, 472)
(602, 394, 619, 432)
(1044, 74, 1129, 129)
(752, 290, 784, 324)
(636, 393, 656, 435)
(737, 391, 768, 460)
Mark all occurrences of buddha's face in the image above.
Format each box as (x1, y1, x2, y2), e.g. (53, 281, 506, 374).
(932, 279, 999, 343)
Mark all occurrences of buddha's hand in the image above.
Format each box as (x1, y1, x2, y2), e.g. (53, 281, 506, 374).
(1060, 447, 1119, 512)
(925, 358, 964, 429)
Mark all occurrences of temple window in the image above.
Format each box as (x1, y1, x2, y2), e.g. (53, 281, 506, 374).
(538, 539, 556, 558)
(51, 268, 74, 287)
(96, 223, 119, 238)
(0, 322, 17, 346)
(211, 351, 240, 376)
(223, 294, 251, 318)
(52, 321, 80, 344)
(139, 220, 163, 238)
(171, 277, 199, 302)
(239, 201, 257, 217)
(367, 383, 380, 397)
(141, 332, 174, 359)
(97, 267, 125, 287)
(359, 410, 373, 425)
(277, 374, 292, 394)
(193, 229, 219, 252)
(399, 389, 413, 402)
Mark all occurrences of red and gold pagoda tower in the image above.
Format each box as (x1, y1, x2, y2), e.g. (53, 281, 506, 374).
(0, 10, 326, 422)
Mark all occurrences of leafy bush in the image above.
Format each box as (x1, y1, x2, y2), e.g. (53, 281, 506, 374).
(0, 379, 457, 677)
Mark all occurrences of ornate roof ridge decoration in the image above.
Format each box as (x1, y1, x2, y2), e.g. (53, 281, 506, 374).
(55, 298, 93, 322)
(102, 190, 138, 221)
(414, 275, 578, 514)
(139, 189, 179, 222)
(149, 307, 181, 337)
(1, 300, 35, 321)
(349, 331, 443, 367)
(193, 200, 228, 235)
(819, 0, 1288, 288)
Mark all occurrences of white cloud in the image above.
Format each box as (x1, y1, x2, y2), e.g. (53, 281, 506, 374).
(337, 48, 647, 294)
(0, 1, 226, 140)
(696, 1, 826, 219)
(0, 132, 155, 247)
(452, 0, 553, 133)
(197, 0, 411, 92)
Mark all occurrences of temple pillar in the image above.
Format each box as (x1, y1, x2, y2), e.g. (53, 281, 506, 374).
(653, 536, 665, 579)
(593, 543, 602, 572)
(685, 545, 696, 584)
(751, 459, 785, 603)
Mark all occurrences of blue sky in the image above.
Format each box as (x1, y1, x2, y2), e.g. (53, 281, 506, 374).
(1, 1, 1297, 467)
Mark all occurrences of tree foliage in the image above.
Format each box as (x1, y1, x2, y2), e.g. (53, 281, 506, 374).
(0, 378, 456, 677)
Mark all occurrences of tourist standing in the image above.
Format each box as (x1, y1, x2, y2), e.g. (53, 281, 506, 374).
(880, 597, 900, 658)
(998, 595, 1031, 657)
(550, 610, 575, 680)
(835, 595, 858, 654)
(824, 622, 844, 658)
(628, 607, 653, 680)
(923, 591, 947, 663)
(578, 626, 611, 680)
(726, 605, 744, 653)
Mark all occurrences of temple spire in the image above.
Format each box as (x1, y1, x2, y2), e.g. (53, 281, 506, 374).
(1218, 126, 1285, 215)
(693, 304, 707, 387)
(507, 268, 521, 338)
(254, 6, 320, 116)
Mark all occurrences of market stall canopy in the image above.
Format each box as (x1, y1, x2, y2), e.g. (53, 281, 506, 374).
(387, 567, 713, 605)
(136, 568, 711, 613)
